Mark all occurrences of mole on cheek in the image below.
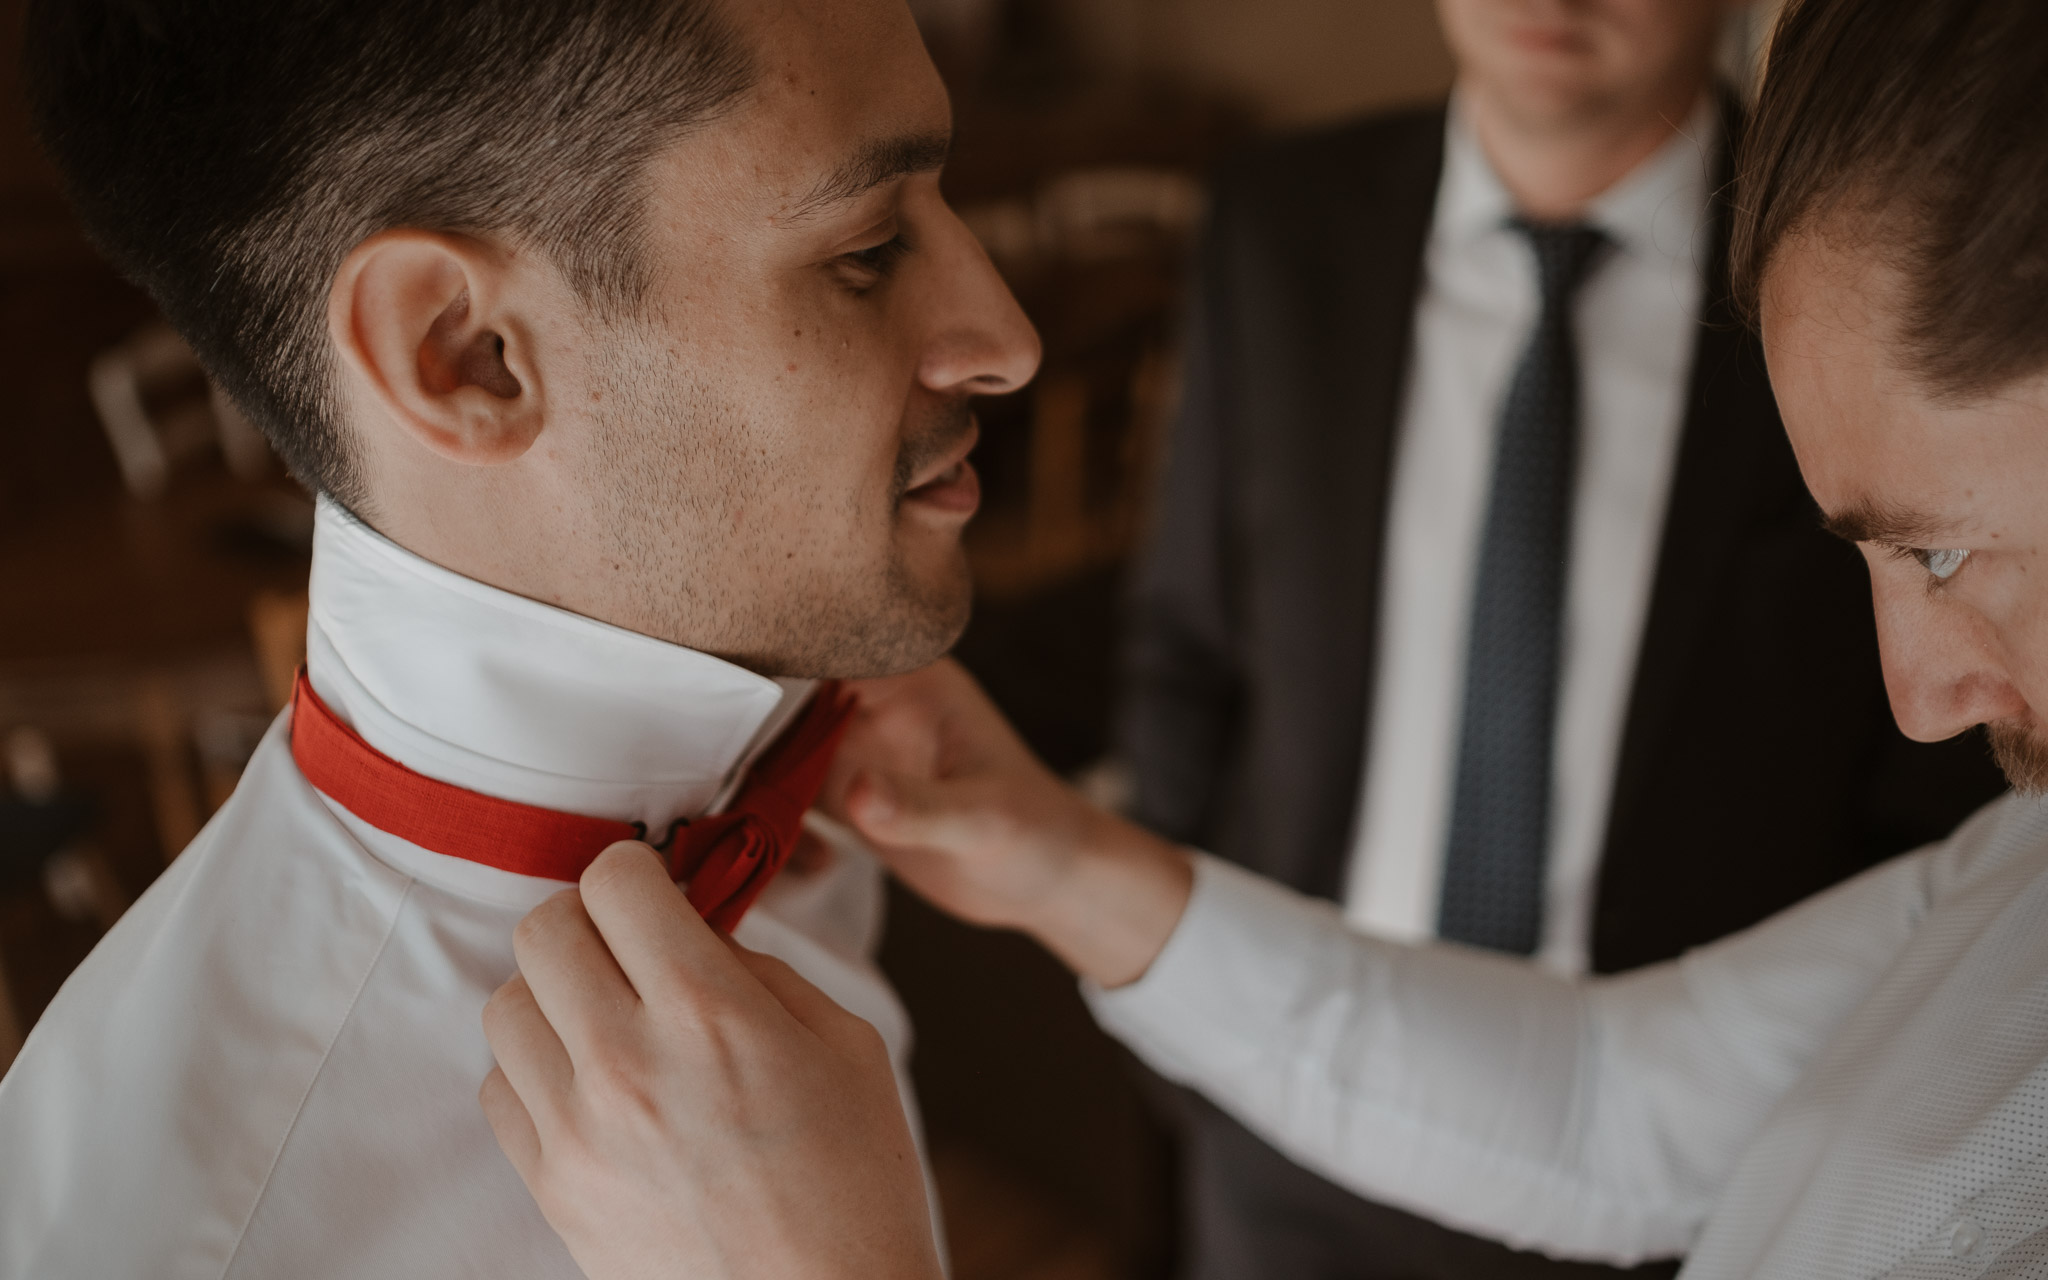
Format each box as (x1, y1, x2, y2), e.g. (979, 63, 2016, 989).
(787, 363, 799, 373)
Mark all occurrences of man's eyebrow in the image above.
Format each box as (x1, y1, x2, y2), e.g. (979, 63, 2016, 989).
(785, 131, 953, 223)
(1821, 500, 1951, 545)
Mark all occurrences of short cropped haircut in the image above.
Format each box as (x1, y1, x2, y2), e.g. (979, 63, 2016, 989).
(24, 0, 758, 506)
(1732, 0, 2048, 400)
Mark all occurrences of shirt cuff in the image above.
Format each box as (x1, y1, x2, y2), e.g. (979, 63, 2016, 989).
(1082, 851, 1342, 1084)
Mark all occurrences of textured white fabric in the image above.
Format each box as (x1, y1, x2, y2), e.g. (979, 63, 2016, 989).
(0, 499, 926, 1279)
(1090, 791, 2048, 1278)
(1345, 96, 1717, 973)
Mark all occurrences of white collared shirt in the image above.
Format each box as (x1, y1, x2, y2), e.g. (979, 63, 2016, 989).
(1091, 791, 2048, 1278)
(0, 499, 926, 1278)
(1345, 96, 1719, 973)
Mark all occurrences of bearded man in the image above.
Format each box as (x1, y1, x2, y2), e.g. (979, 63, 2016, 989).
(0, 1, 1036, 1274)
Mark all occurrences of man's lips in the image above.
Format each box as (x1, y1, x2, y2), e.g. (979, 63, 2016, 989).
(1506, 22, 1593, 55)
(902, 424, 982, 516)
(902, 456, 982, 515)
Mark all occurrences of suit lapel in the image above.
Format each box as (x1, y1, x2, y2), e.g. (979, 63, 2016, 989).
(1278, 110, 1446, 899)
(1595, 97, 1784, 932)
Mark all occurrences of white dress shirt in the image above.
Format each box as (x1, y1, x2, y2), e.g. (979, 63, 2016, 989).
(0, 498, 928, 1278)
(1090, 791, 2048, 1278)
(1346, 96, 1719, 973)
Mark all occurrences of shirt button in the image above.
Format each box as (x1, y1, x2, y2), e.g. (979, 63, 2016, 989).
(1951, 1219, 1984, 1258)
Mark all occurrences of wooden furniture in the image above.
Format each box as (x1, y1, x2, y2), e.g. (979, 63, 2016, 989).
(957, 168, 1202, 599)
(933, 85, 1247, 606)
(89, 322, 271, 500)
(248, 590, 311, 715)
(0, 948, 19, 1076)
(0, 460, 309, 1050)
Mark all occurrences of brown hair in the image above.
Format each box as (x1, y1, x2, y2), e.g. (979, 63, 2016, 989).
(25, 0, 756, 508)
(1732, 0, 2048, 399)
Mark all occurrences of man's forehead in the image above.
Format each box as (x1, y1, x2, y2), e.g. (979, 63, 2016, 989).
(679, 9, 949, 223)
(729, 0, 947, 155)
(1768, 233, 2048, 553)
(1763, 235, 1947, 536)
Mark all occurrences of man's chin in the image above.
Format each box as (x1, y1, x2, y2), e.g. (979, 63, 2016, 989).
(764, 550, 970, 681)
(1988, 720, 2048, 796)
(874, 552, 973, 676)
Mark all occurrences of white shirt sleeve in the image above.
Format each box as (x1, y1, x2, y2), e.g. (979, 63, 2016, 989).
(1086, 846, 1947, 1263)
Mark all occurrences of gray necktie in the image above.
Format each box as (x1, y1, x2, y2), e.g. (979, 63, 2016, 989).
(1437, 221, 1609, 955)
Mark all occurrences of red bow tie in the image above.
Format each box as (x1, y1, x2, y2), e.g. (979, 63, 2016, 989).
(287, 669, 854, 932)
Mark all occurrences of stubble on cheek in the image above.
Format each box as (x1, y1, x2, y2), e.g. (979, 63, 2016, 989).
(753, 398, 976, 679)
(577, 313, 977, 677)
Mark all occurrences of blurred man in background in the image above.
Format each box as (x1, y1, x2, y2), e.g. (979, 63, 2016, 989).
(1121, 0, 2007, 1275)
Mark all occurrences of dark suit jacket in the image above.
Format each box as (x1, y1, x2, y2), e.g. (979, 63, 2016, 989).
(1117, 100, 2010, 1280)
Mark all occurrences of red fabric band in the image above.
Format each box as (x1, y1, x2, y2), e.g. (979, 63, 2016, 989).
(288, 669, 853, 932)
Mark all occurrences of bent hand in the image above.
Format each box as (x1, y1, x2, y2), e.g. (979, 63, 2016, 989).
(479, 842, 943, 1280)
(824, 658, 1193, 988)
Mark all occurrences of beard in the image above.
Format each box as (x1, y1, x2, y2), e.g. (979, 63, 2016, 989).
(1988, 719, 2048, 796)
(578, 321, 974, 680)
(775, 393, 978, 678)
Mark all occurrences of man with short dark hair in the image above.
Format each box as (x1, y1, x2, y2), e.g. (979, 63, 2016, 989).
(1120, 0, 2008, 1271)
(0, 0, 1036, 1273)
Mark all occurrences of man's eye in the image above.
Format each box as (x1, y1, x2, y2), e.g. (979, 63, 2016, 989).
(838, 234, 912, 283)
(1912, 547, 1970, 581)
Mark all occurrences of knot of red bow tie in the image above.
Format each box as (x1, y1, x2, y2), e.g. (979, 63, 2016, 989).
(656, 683, 855, 930)
(288, 669, 856, 933)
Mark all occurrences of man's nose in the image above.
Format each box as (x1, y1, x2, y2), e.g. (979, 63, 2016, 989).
(919, 215, 1043, 397)
(1873, 574, 2030, 742)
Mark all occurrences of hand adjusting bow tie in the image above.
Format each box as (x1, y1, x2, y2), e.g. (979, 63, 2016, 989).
(288, 669, 856, 932)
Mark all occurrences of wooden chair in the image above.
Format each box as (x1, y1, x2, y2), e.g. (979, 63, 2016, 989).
(88, 322, 270, 500)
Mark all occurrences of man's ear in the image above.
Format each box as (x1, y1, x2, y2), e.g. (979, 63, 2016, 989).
(328, 230, 545, 466)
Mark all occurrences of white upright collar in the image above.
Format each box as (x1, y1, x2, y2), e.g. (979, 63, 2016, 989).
(1436, 90, 1720, 268)
(304, 496, 814, 833)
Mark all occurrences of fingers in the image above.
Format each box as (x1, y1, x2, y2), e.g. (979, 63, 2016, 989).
(481, 972, 574, 1127)
(721, 937, 875, 1052)
(827, 658, 1005, 821)
(842, 768, 1003, 853)
(578, 841, 765, 1011)
(478, 1064, 542, 1182)
(824, 692, 939, 816)
(512, 886, 635, 1067)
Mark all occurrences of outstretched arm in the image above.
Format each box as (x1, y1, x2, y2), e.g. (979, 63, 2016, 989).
(479, 842, 944, 1280)
(828, 660, 1947, 1263)
(478, 663, 1952, 1272)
